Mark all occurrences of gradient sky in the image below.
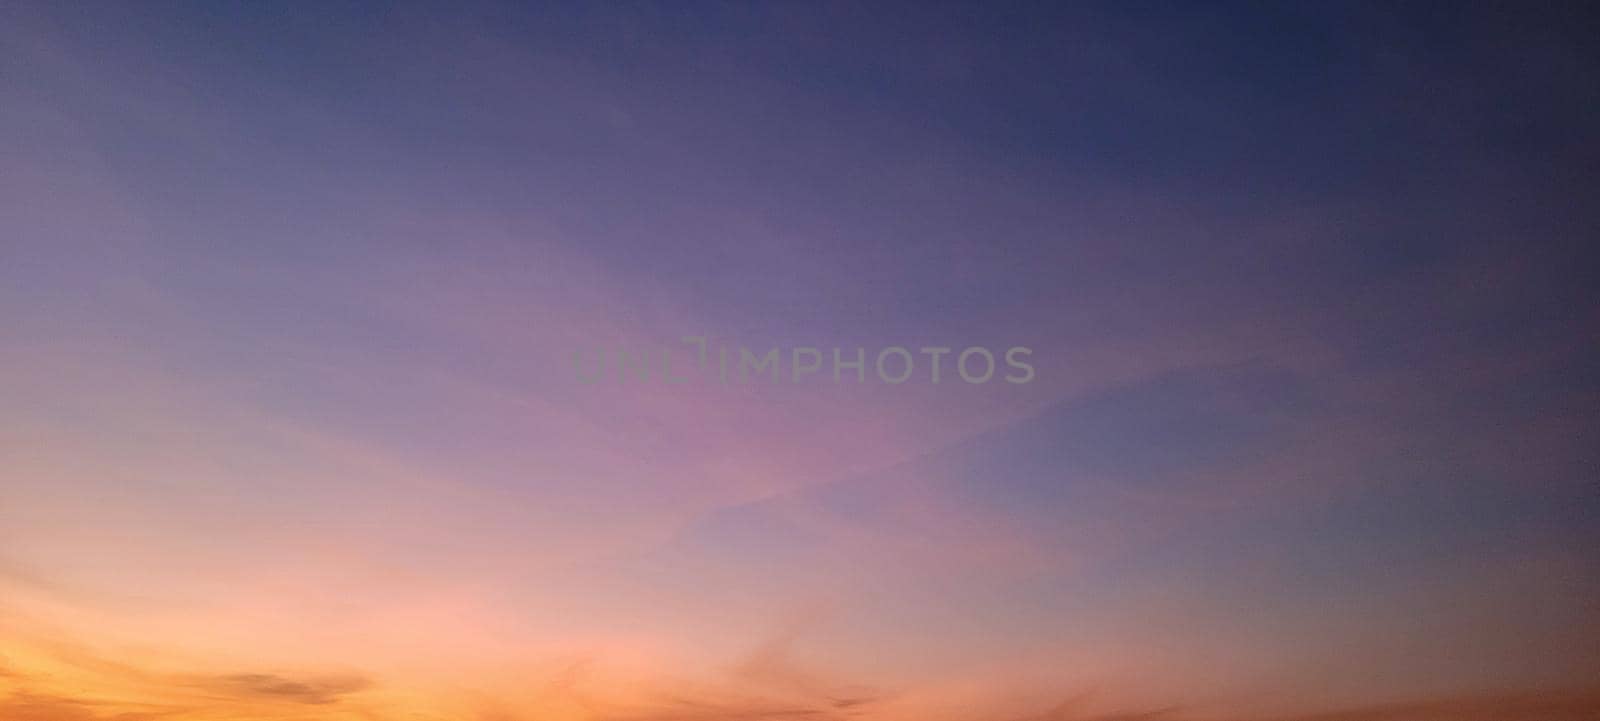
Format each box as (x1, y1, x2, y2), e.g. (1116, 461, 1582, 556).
(2, 2, 1598, 720)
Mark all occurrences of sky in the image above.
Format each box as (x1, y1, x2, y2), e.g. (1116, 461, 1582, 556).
(2, 2, 1598, 720)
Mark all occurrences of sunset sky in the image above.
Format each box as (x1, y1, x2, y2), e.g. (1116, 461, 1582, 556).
(2, 2, 1598, 720)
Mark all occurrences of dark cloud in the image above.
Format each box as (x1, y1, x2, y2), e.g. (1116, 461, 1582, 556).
(1006, 686, 1600, 721)
(0, 625, 373, 716)
(191, 672, 371, 705)
(1260, 686, 1600, 721)
(0, 692, 177, 721)
(601, 697, 838, 721)
(581, 684, 1600, 721)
